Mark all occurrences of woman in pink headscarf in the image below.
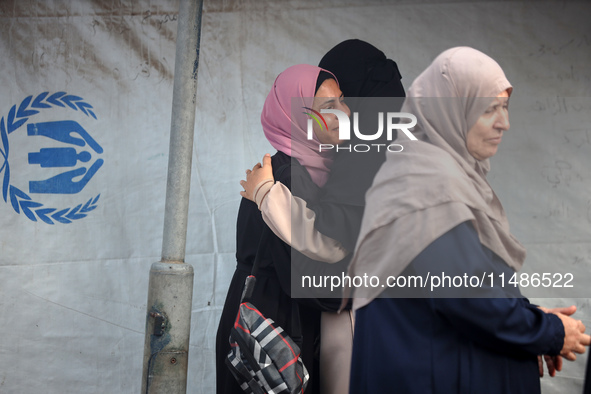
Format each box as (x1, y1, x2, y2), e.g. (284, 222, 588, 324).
(215, 64, 350, 394)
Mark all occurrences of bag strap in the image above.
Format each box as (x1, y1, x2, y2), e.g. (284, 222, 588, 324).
(241, 161, 303, 345)
(248, 161, 290, 278)
(241, 161, 290, 297)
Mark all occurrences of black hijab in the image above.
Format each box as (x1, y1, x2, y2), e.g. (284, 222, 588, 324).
(308, 40, 406, 250)
(319, 39, 405, 99)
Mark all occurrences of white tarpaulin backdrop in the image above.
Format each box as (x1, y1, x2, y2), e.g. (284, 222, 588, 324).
(0, 0, 590, 393)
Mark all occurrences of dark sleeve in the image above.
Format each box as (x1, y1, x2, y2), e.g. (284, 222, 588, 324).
(409, 221, 564, 357)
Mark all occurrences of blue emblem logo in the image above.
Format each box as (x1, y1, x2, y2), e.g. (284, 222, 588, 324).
(0, 92, 103, 224)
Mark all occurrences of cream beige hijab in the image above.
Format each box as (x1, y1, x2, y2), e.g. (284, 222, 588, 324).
(348, 47, 526, 309)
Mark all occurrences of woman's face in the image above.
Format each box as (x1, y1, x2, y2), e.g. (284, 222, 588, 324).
(466, 90, 510, 160)
(311, 78, 350, 145)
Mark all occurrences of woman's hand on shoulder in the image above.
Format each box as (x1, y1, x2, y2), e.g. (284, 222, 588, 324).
(240, 154, 275, 207)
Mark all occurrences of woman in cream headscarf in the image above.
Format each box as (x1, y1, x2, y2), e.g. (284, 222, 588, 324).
(347, 47, 590, 393)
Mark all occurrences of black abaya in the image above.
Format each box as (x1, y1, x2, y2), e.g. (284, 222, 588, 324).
(215, 152, 323, 394)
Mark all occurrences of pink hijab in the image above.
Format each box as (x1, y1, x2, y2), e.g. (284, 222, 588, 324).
(261, 64, 336, 187)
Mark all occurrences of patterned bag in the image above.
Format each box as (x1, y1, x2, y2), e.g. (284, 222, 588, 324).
(226, 275, 309, 394)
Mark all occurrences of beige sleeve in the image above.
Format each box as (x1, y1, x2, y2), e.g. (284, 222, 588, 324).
(259, 181, 349, 263)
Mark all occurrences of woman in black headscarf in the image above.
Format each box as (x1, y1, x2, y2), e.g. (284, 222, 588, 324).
(311, 38, 406, 250)
(239, 39, 406, 394)
(319, 38, 404, 98)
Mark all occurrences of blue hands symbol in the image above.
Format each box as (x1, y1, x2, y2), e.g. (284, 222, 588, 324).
(29, 159, 104, 194)
(27, 121, 103, 153)
(27, 121, 103, 194)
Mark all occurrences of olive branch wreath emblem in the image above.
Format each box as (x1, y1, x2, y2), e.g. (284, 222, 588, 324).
(0, 92, 101, 224)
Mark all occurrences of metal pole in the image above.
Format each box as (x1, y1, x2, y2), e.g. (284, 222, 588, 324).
(141, 0, 203, 392)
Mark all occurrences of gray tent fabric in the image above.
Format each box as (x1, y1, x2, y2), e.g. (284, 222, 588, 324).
(0, 1, 589, 393)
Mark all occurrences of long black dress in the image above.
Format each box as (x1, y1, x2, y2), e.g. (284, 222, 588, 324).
(216, 151, 323, 394)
